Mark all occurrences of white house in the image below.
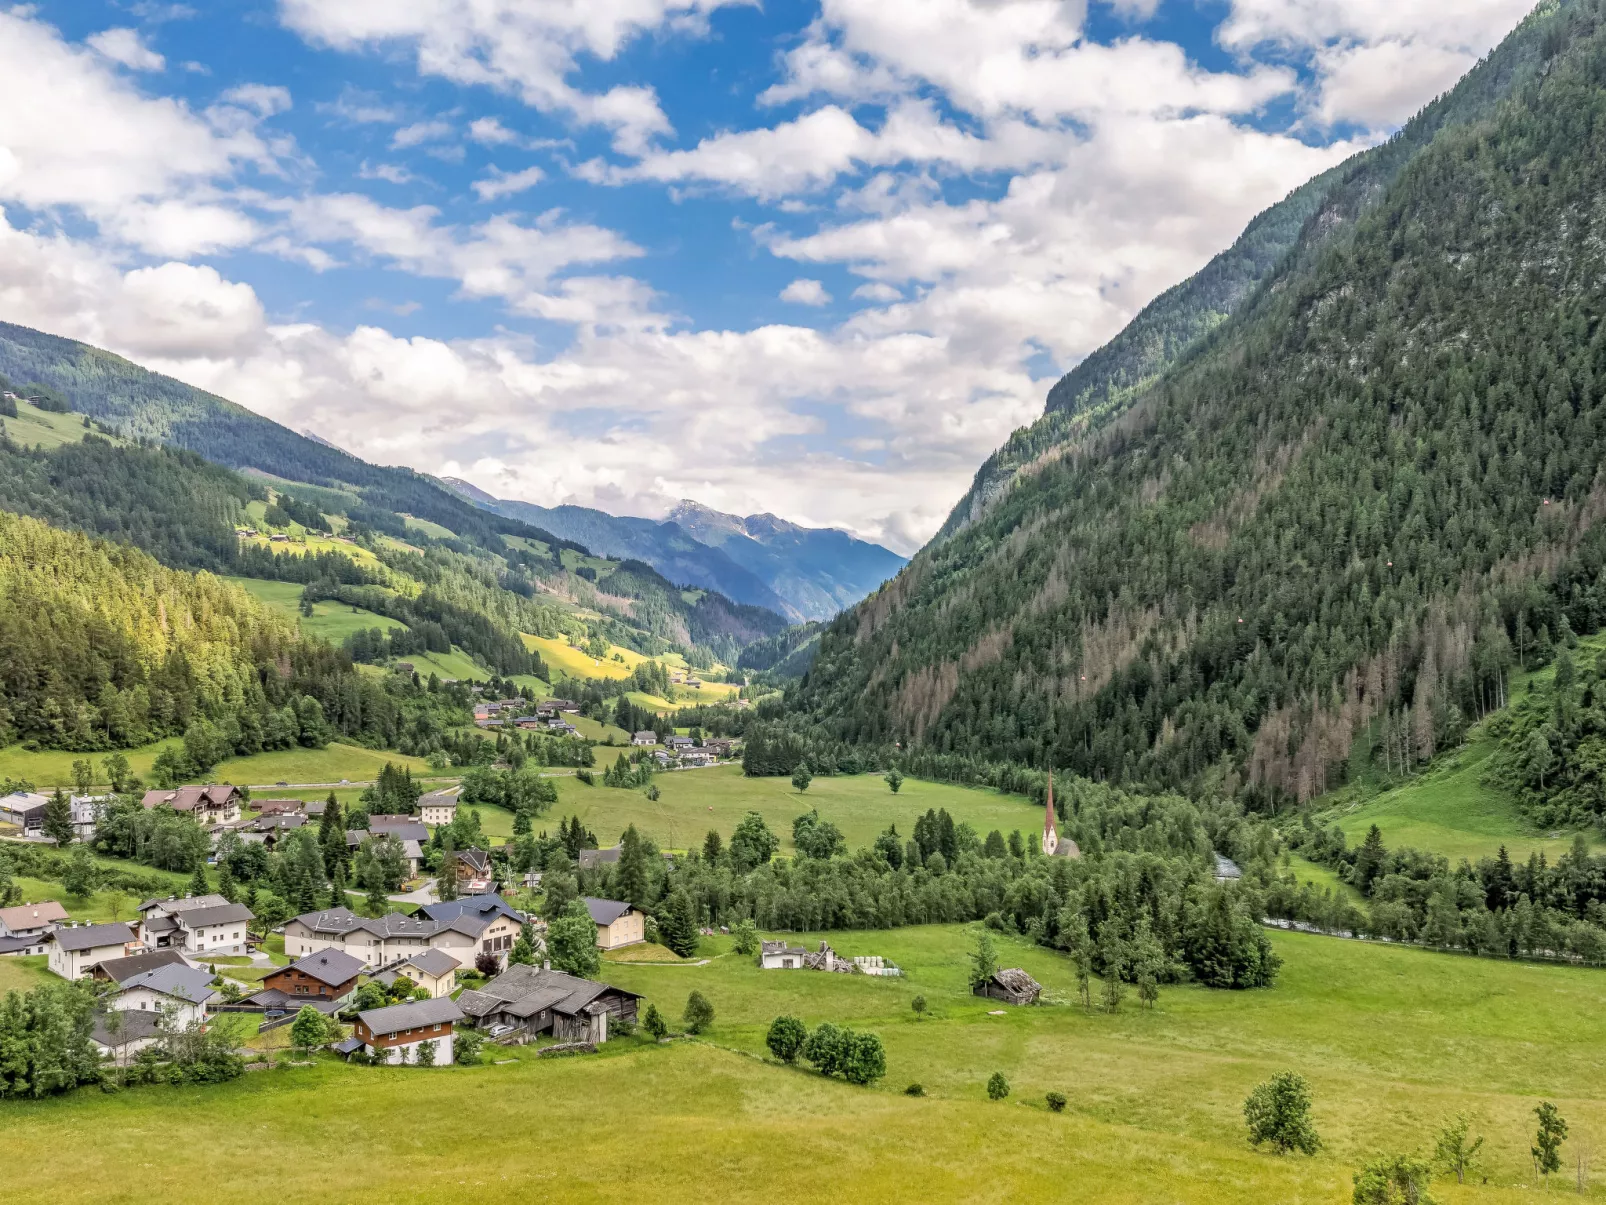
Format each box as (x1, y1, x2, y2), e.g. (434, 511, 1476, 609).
(110, 963, 220, 1026)
(0, 900, 69, 939)
(284, 895, 523, 970)
(373, 948, 460, 999)
(50, 923, 136, 979)
(137, 895, 254, 955)
(418, 789, 460, 827)
(351, 997, 463, 1064)
(69, 795, 110, 840)
(92, 1010, 166, 1059)
(631, 730, 656, 746)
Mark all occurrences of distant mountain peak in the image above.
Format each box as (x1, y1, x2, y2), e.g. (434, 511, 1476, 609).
(441, 475, 498, 507)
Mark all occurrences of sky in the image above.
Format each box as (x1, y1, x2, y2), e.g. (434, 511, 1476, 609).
(0, 0, 1539, 554)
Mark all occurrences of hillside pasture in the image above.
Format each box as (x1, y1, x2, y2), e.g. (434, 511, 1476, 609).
(523, 634, 641, 681)
(2, 400, 122, 450)
(225, 577, 410, 646)
(0, 741, 429, 790)
(1, 928, 1603, 1202)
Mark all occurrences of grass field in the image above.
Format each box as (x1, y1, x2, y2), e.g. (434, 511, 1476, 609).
(0, 739, 182, 788)
(2, 400, 121, 450)
(13, 878, 147, 924)
(0, 741, 431, 790)
(2, 928, 1603, 1202)
(226, 578, 409, 645)
(0, 954, 50, 996)
(524, 634, 644, 681)
(404, 647, 492, 682)
(535, 765, 1041, 853)
(1312, 635, 1606, 862)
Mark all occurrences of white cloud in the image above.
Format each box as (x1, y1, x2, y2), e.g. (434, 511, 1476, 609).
(472, 165, 546, 201)
(222, 83, 292, 117)
(853, 281, 901, 302)
(318, 87, 401, 125)
(279, 0, 748, 154)
(392, 119, 453, 148)
(469, 117, 520, 145)
(780, 278, 831, 306)
(358, 161, 416, 185)
(87, 27, 166, 72)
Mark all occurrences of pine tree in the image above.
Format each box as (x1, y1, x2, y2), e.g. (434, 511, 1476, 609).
(216, 858, 238, 903)
(189, 860, 210, 898)
(41, 788, 73, 845)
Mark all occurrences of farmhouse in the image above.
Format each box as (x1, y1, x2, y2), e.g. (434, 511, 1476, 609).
(284, 894, 522, 969)
(631, 730, 656, 746)
(457, 963, 641, 1043)
(760, 939, 857, 973)
(109, 962, 219, 1026)
(664, 735, 695, 752)
(703, 738, 734, 758)
(351, 996, 463, 1064)
(260, 948, 364, 1005)
(0, 900, 68, 940)
(974, 968, 1043, 1006)
(417, 789, 459, 826)
(584, 897, 644, 949)
(446, 847, 496, 895)
(372, 948, 459, 998)
(251, 799, 305, 816)
(240, 814, 306, 848)
(50, 922, 136, 979)
(139, 784, 243, 825)
(137, 896, 255, 956)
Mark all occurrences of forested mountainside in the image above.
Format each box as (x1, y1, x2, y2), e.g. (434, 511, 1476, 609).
(443, 481, 793, 617)
(0, 511, 467, 760)
(791, 0, 1606, 807)
(934, 6, 1567, 544)
(667, 500, 907, 622)
(0, 331, 785, 667)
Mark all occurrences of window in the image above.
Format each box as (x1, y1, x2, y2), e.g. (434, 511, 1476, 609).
(434, 1024, 441, 1031)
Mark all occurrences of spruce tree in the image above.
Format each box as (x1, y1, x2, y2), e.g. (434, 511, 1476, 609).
(41, 788, 73, 846)
(189, 860, 210, 898)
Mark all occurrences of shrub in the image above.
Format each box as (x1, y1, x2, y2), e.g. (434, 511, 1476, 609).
(683, 990, 714, 1034)
(839, 1032, 886, 1086)
(1046, 1091, 1067, 1113)
(1244, 1071, 1321, 1155)
(475, 951, 501, 976)
(905, 1083, 925, 1097)
(454, 1031, 485, 1065)
(802, 1022, 846, 1076)
(766, 1015, 808, 1064)
(642, 1003, 668, 1041)
(987, 1072, 1010, 1101)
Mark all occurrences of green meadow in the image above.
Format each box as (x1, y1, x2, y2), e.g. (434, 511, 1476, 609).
(2, 927, 1602, 1203)
(0, 741, 430, 790)
(520, 764, 1043, 853)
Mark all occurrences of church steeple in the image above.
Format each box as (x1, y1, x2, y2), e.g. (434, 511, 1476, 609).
(1041, 770, 1057, 855)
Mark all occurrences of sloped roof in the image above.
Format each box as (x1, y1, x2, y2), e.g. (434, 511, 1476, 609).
(137, 893, 228, 914)
(0, 900, 68, 931)
(358, 996, 464, 1035)
(139, 785, 239, 812)
(176, 903, 254, 928)
(92, 1009, 165, 1048)
(417, 894, 519, 926)
(279, 948, 364, 987)
(117, 963, 218, 1004)
(458, 964, 637, 1020)
(583, 897, 633, 926)
(54, 922, 134, 952)
(405, 948, 460, 977)
(94, 949, 187, 983)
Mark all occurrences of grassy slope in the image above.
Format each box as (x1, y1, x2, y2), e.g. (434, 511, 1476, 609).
(534, 765, 1040, 853)
(1314, 634, 1606, 861)
(0, 954, 51, 996)
(0, 742, 429, 789)
(524, 634, 642, 681)
(226, 578, 409, 644)
(3, 929, 1604, 1202)
(1, 401, 124, 450)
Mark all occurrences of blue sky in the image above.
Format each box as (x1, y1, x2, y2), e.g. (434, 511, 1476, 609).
(0, 0, 1535, 551)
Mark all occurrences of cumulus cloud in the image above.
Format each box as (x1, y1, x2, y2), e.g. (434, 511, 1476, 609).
(780, 278, 831, 305)
(222, 83, 292, 117)
(472, 165, 545, 201)
(87, 28, 166, 72)
(392, 119, 453, 148)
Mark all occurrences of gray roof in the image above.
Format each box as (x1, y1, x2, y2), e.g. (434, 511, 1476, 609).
(54, 922, 134, 952)
(405, 948, 461, 977)
(176, 902, 254, 928)
(577, 846, 620, 869)
(292, 905, 500, 943)
(92, 1009, 165, 1048)
(94, 949, 187, 983)
(117, 963, 219, 1004)
(583, 897, 633, 926)
(358, 996, 464, 1035)
(367, 816, 429, 842)
(459, 964, 638, 1021)
(137, 893, 229, 914)
(280, 948, 365, 987)
(0, 934, 48, 954)
(417, 894, 520, 926)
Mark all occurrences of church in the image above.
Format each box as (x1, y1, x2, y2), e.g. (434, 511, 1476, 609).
(1041, 773, 1080, 859)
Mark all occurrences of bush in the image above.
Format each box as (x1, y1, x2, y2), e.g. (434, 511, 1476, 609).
(802, 1021, 846, 1076)
(454, 1030, 485, 1065)
(474, 951, 501, 976)
(904, 1082, 925, 1097)
(1046, 1091, 1067, 1113)
(766, 1015, 808, 1064)
(838, 1032, 886, 1086)
(1244, 1071, 1321, 1155)
(683, 990, 714, 1034)
(642, 1003, 668, 1041)
(987, 1071, 1010, 1101)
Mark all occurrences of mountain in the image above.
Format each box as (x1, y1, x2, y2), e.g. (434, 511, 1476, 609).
(441, 481, 794, 618)
(791, 0, 1606, 804)
(666, 500, 907, 622)
(443, 483, 908, 623)
(0, 324, 787, 668)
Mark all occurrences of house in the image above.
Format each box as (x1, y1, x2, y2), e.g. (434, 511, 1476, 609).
(1213, 853, 1243, 881)
(0, 933, 52, 956)
(139, 785, 243, 826)
(260, 948, 364, 1005)
(457, 963, 640, 1043)
(974, 968, 1043, 1006)
(1039, 773, 1080, 860)
(49, 922, 136, 979)
(631, 730, 657, 746)
(240, 814, 306, 849)
(109, 962, 220, 1026)
(584, 897, 644, 950)
(252, 799, 306, 817)
(69, 795, 109, 840)
(417, 789, 459, 826)
(91, 949, 188, 986)
(372, 948, 460, 999)
(549, 699, 579, 713)
(664, 735, 695, 752)
(284, 895, 523, 971)
(759, 939, 857, 973)
(679, 749, 715, 767)
(0, 790, 48, 834)
(347, 819, 427, 877)
(92, 1009, 166, 1059)
(447, 848, 496, 895)
(352, 996, 463, 1064)
(576, 846, 620, 871)
(703, 739, 734, 758)
(0, 900, 69, 939)
(137, 896, 254, 956)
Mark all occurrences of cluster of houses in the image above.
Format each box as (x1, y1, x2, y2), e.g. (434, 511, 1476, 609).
(626, 734, 733, 769)
(0, 789, 109, 842)
(473, 698, 580, 735)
